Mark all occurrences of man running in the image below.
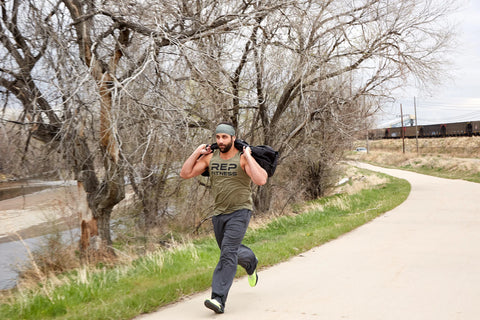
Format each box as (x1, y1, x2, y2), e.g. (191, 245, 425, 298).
(180, 122, 268, 314)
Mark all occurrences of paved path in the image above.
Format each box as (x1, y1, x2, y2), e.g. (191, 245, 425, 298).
(136, 163, 480, 320)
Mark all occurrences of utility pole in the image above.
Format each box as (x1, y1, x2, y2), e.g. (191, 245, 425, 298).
(400, 103, 405, 154)
(414, 97, 419, 154)
(364, 96, 369, 153)
(365, 121, 369, 154)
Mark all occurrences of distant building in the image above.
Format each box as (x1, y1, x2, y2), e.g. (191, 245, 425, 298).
(378, 114, 415, 128)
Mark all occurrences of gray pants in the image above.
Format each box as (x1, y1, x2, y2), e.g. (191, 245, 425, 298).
(211, 209, 257, 307)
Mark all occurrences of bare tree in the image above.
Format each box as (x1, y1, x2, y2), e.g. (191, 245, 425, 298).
(0, 0, 283, 253)
(222, 0, 456, 209)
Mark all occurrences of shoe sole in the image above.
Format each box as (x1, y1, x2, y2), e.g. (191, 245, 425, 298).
(204, 299, 224, 314)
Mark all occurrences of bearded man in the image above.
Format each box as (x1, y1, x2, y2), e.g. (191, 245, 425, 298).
(180, 122, 267, 314)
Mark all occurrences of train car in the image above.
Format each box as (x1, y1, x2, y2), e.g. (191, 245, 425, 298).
(386, 127, 402, 138)
(404, 126, 417, 137)
(471, 121, 480, 135)
(418, 124, 442, 137)
(367, 128, 385, 140)
(439, 121, 480, 137)
(383, 126, 417, 139)
(443, 122, 468, 136)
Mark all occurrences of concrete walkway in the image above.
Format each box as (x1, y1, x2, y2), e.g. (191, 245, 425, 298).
(136, 163, 480, 320)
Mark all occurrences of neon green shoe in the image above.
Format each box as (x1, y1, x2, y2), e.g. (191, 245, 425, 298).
(248, 268, 258, 287)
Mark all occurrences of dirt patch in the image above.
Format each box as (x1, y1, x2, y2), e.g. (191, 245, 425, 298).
(0, 217, 75, 244)
(0, 184, 136, 244)
(0, 185, 85, 243)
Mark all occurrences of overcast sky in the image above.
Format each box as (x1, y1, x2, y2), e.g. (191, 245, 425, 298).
(376, 0, 480, 127)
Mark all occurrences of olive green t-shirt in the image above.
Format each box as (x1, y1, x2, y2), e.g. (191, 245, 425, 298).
(209, 150, 253, 215)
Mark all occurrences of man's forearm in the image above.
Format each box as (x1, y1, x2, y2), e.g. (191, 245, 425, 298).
(244, 152, 268, 186)
(180, 146, 204, 179)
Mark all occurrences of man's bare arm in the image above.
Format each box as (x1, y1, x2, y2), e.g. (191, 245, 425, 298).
(242, 147, 268, 186)
(180, 144, 212, 179)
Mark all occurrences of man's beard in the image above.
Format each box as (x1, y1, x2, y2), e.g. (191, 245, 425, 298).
(219, 141, 233, 153)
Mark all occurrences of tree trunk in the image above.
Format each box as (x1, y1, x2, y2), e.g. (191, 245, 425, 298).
(253, 181, 273, 213)
(62, 1, 128, 256)
(97, 209, 113, 247)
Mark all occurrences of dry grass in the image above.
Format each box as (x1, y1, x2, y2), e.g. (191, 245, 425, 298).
(350, 137, 480, 178)
(363, 136, 480, 158)
(334, 165, 388, 195)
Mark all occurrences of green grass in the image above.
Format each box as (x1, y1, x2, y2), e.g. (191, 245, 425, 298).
(406, 165, 480, 183)
(0, 172, 410, 320)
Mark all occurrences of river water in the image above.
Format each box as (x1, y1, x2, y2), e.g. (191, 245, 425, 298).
(0, 229, 80, 290)
(0, 235, 42, 290)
